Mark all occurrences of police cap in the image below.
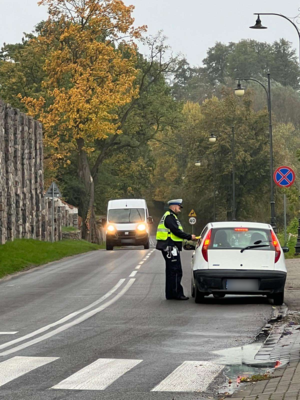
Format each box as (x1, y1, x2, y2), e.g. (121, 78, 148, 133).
(168, 199, 183, 208)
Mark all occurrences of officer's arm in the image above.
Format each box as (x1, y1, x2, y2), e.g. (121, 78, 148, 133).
(165, 215, 192, 240)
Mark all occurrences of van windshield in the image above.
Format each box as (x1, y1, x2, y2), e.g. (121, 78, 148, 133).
(108, 208, 145, 223)
(210, 228, 273, 250)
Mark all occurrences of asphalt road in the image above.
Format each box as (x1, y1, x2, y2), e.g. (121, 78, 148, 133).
(0, 247, 273, 400)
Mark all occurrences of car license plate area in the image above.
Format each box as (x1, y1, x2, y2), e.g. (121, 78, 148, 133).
(226, 279, 258, 291)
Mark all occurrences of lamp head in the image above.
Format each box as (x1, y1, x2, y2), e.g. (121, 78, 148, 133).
(235, 80, 245, 97)
(209, 133, 217, 143)
(250, 14, 267, 29)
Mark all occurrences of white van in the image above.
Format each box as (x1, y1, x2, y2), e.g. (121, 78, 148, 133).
(105, 199, 153, 250)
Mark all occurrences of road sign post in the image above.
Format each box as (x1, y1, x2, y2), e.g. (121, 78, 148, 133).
(45, 182, 62, 242)
(189, 217, 196, 235)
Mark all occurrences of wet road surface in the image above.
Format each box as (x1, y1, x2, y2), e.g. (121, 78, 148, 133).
(0, 247, 273, 399)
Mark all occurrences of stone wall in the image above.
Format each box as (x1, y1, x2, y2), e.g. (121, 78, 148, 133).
(0, 100, 79, 244)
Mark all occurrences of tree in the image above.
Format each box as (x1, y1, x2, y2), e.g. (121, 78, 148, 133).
(21, 0, 146, 242)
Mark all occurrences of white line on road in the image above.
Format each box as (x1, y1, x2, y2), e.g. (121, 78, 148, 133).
(52, 358, 142, 391)
(135, 266, 141, 270)
(151, 361, 224, 392)
(0, 279, 135, 356)
(0, 356, 59, 388)
(129, 271, 137, 278)
(0, 332, 18, 335)
(0, 279, 125, 352)
(139, 261, 144, 265)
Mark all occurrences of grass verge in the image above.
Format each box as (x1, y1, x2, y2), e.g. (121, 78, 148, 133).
(0, 239, 104, 279)
(277, 233, 299, 259)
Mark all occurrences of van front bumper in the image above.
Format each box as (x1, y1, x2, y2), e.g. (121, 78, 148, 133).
(106, 231, 149, 246)
(193, 269, 287, 295)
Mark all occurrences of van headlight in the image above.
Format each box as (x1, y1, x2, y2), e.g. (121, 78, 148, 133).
(137, 224, 146, 232)
(106, 225, 116, 234)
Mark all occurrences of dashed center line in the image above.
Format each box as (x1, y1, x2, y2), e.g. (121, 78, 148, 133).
(129, 271, 138, 278)
(135, 266, 141, 270)
(0, 332, 18, 335)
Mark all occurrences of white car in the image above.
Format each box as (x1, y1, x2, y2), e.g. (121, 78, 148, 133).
(189, 222, 288, 305)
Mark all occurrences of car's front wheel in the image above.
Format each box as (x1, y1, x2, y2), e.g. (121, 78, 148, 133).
(144, 240, 150, 249)
(195, 287, 204, 304)
(191, 279, 195, 298)
(273, 291, 284, 306)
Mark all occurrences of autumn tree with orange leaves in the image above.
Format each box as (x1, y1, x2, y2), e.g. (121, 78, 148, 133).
(22, 0, 146, 242)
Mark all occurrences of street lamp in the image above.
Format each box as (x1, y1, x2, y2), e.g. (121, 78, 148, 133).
(250, 13, 300, 62)
(249, 11, 300, 250)
(234, 75, 276, 230)
(209, 129, 236, 221)
(209, 133, 217, 143)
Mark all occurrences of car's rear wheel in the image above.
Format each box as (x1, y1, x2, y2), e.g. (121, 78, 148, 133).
(191, 279, 195, 298)
(106, 242, 113, 251)
(144, 240, 150, 249)
(195, 287, 204, 303)
(213, 294, 225, 299)
(273, 291, 284, 306)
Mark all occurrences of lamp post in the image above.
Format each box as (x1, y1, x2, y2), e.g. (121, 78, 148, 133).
(249, 12, 300, 250)
(209, 130, 236, 221)
(235, 75, 276, 231)
(250, 13, 300, 62)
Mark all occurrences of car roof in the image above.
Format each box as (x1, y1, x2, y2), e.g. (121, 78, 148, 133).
(207, 221, 272, 230)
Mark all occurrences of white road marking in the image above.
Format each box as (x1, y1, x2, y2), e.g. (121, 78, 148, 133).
(129, 271, 137, 278)
(0, 279, 125, 352)
(139, 261, 144, 265)
(52, 358, 142, 390)
(0, 280, 135, 356)
(0, 356, 58, 388)
(135, 266, 141, 270)
(151, 361, 224, 392)
(0, 332, 18, 335)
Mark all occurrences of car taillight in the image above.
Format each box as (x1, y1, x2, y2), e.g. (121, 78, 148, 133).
(271, 230, 281, 263)
(202, 229, 212, 262)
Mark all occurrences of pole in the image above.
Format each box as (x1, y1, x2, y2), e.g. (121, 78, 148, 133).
(267, 73, 276, 231)
(232, 126, 236, 221)
(52, 183, 54, 243)
(284, 194, 287, 246)
(295, 195, 300, 255)
(213, 153, 216, 221)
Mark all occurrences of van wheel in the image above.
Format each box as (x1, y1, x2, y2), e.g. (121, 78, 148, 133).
(195, 287, 204, 304)
(273, 291, 284, 306)
(144, 241, 150, 249)
(191, 280, 195, 298)
(106, 242, 113, 251)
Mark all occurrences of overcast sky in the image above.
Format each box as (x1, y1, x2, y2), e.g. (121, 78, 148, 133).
(1, 0, 300, 66)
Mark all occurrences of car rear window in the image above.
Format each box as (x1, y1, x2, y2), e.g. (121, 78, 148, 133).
(209, 228, 273, 250)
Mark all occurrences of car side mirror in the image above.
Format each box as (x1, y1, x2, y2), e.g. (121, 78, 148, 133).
(184, 243, 196, 251)
(282, 247, 289, 253)
(147, 216, 154, 224)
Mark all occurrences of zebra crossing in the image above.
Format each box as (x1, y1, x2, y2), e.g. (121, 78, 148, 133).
(0, 356, 224, 393)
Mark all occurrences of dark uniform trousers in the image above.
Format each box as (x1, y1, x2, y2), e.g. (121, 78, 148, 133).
(161, 249, 184, 299)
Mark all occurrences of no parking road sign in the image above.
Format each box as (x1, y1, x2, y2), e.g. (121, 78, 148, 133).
(273, 166, 295, 188)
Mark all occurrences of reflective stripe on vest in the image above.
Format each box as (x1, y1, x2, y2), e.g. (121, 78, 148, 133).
(156, 211, 183, 242)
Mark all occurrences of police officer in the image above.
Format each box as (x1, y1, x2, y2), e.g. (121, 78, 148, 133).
(156, 199, 196, 300)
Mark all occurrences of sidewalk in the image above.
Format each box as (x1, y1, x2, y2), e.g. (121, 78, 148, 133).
(229, 258, 300, 400)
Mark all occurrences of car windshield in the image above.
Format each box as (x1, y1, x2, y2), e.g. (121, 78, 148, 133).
(108, 208, 145, 223)
(209, 228, 273, 250)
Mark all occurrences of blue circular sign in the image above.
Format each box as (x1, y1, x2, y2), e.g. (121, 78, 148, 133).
(273, 166, 295, 188)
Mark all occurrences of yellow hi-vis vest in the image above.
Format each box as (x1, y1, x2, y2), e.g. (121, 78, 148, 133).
(156, 211, 184, 242)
